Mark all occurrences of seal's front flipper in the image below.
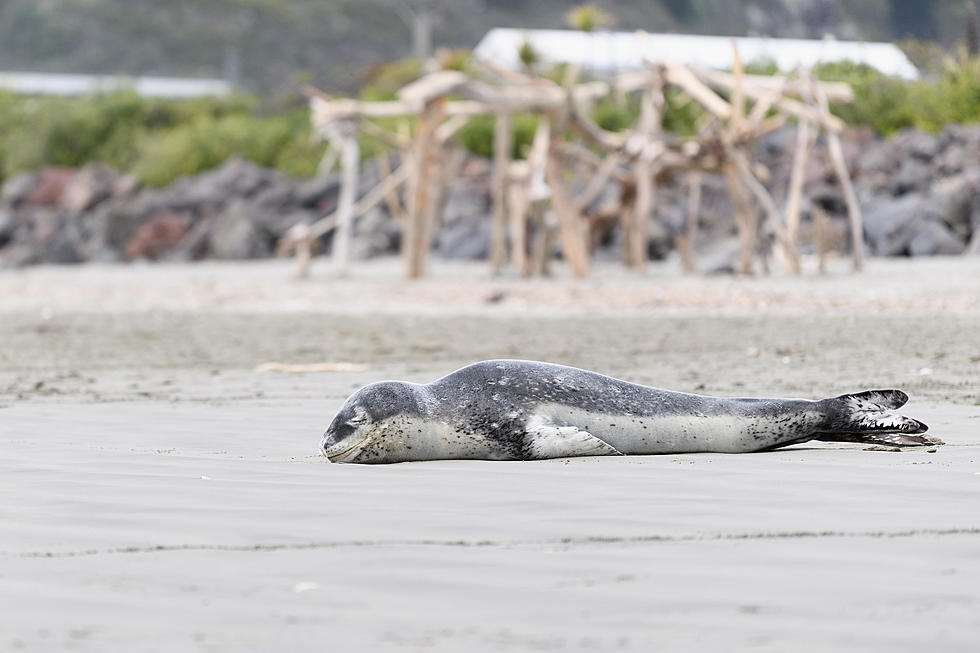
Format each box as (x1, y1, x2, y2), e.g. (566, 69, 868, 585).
(523, 423, 623, 460)
(816, 389, 941, 448)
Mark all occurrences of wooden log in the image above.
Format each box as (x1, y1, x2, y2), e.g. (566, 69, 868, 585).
(309, 163, 410, 239)
(730, 149, 801, 274)
(663, 63, 733, 119)
(543, 66, 591, 278)
(490, 111, 512, 273)
(403, 99, 445, 278)
(573, 153, 622, 214)
(376, 153, 407, 223)
(814, 83, 864, 270)
(630, 74, 664, 272)
(315, 143, 339, 178)
(812, 203, 830, 274)
(723, 160, 757, 275)
(399, 71, 469, 104)
(507, 181, 529, 276)
(784, 117, 813, 244)
(431, 144, 465, 235)
(691, 68, 854, 104)
(360, 120, 410, 149)
(332, 134, 360, 275)
(676, 172, 701, 274)
(618, 179, 637, 266)
(277, 223, 316, 279)
(731, 42, 745, 131)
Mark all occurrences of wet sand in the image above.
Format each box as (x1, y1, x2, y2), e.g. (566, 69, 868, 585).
(1, 256, 979, 651)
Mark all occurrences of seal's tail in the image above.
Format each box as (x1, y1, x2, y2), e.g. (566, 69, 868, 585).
(815, 390, 942, 447)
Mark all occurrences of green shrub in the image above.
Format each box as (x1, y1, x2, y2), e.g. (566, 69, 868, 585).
(456, 114, 538, 160)
(816, 58, 980, 136)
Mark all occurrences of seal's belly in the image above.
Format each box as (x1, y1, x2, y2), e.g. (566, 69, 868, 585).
(534, 403, 785, 454)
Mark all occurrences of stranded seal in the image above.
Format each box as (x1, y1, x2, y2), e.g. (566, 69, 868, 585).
(321, 360, 939, 464)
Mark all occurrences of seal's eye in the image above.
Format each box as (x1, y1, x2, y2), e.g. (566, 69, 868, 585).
(346, 407, 369, 427)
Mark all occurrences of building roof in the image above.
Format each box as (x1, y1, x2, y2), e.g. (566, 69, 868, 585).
(474, 29, 918, 80)
(0, 72, 234, 98)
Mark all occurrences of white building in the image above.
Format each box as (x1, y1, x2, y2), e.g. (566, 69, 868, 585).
(0, 72, 234, 98)
(474, 28, 918, 80)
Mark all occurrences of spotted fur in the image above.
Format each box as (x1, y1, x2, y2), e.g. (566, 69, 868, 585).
(321, 360, 937, 463)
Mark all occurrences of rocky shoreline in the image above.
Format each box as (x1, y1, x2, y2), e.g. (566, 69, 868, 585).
(1, 125, 978, 270)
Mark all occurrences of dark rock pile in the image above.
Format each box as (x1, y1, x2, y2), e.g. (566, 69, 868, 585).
(1, 125, 978, 269)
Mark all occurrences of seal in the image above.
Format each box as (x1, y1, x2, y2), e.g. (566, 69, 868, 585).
(321, 359, 939, 464)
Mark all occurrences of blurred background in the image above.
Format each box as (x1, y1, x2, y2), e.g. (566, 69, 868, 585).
(0, 0, 978, 269)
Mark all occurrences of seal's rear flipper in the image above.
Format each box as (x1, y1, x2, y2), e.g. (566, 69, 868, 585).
(524, 423, 623, 460)
(816, 390, 942, 447)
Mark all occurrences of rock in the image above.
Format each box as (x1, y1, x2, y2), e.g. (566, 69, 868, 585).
(253, 179, 297, 211)
(921, 173, 978, 239)
(891, 129, 940, 161)
(168, 158, 274, 212)
(1, 172, 39, 206)
(890, 157, 932, 195)
(206, 200, 270, 259)
(100, 191, 169, 251)
(296, 172, 340, 209)
(255, 209, 320, 242)
(353, 207, 400, 259)
(60, 164, 119, 214)
(112, 174, 141, 199)
(435, 170, 493, 260)
(124, 211, 189, 261)
(908, 221, 966, 256)
(0, 209, 15, 248)
(862, 193, 924, 256)
(25, 168, 75, 206)
(936, 143, 966, 175)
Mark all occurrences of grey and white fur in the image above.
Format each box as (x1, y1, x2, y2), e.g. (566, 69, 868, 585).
(321, 360, 939, 464)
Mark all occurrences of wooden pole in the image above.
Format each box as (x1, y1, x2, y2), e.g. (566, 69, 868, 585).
(812, 203, 830, 274)
(730, 149, 800, 274)
(813, 80, 863, 270)
(376, 153, 406, 223)
(507, 181, 529, 276)
(630, 70, 664, 272)
(676, 171, 701, 274)
(333, 131, 359, 275)
(403, 98, 444, 278)
(723, 160, 756, 276)
(545, 150, 590, 278)
(785, 116, 812, 245)
(491, 111, 512, 273)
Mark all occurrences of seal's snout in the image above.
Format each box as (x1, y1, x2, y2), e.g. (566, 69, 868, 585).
(322, 418, 369, 463)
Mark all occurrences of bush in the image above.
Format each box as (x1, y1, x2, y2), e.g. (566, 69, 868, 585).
(0, 90, 326, 186)
(816, 58, 980, 136)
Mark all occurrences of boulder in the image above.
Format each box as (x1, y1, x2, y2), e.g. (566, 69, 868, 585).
(124, 211, 189, 261)
(890, 157, 932, 195)
(296, 172, 340, 209)
(862, 193, 924, 256)
(206, 200, 270, 259)
(0, 208, 15, 248)
(921, 173, 979, 239)
(60, 164, 119, 214)
(1, 171, 39, 206)
(25, 168, 75, 207)
(353, 207, 400, 259)
(908, 221, 966, 256)
(891, 129, 940, 161)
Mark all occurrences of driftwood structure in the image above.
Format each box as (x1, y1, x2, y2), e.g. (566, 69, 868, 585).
(288, 45, 863, 278)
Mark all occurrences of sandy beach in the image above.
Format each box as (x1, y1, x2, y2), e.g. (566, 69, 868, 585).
(2, 255, 979, 652)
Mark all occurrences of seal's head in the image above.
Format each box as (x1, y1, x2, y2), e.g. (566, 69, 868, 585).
(321, 381, 426, 463)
